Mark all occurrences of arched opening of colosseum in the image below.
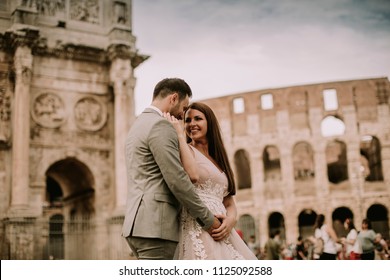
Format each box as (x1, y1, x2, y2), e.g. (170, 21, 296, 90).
(332, 207, 353, 237)
(292, 142, 315, 180)
(321, 115, 345, 137)
(360, 135, 383, 182)
(234, 149, 252, 189)
(43, 157, 95, 259)
(367, 204, 389, 240)
(298, 209, 317, 239)
(236, 214, 256, 243)
(268, 212, 285, 241)
(325, 140, 348, 184)
(263, 145, 282, 181)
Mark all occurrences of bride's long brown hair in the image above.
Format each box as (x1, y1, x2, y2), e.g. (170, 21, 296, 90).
(185, 102, 236, 195)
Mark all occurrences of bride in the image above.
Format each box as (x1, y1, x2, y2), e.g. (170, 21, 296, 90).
(164, 102, 257, 260)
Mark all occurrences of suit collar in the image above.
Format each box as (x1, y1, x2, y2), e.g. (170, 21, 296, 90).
(144, 106, 163, 116)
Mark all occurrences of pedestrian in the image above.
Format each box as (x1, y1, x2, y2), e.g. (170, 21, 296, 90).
(374, 233, 389, 260)
(357, 218, 376, 260)
(341, 218, 361, 260)
(264, 230, 282, 260)
(314, 214, 339, 260)
(247, 235, 258, 255)
(296, 236, 308, 260)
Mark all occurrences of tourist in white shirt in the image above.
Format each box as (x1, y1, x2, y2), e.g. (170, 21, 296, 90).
(341, 218, 362, 260)
(314, 214, 339, 260)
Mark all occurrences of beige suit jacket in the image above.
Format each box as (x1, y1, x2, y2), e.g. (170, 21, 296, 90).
(122, 108, 214, 242)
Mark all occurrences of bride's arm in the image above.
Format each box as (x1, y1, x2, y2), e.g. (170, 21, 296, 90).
(164, 112, 199, 183)
(212, 195, 237, 241)
(223, 195, 237, 231)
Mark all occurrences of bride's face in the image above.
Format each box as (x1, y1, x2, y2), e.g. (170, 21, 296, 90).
(184, 108, 208, 142)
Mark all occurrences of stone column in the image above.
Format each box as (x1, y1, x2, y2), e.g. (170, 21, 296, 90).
(106, 13, 149, 259)
(9, 44, 33, 213)
(381, 144, 390, 192)
(4, 29, 39, 259)
(107, 42, 148, 213)
(109, 50, 134, 212)
(378, 102, 390, 188)
(280, 146, 294, 200)
(313, 141, 329, 210)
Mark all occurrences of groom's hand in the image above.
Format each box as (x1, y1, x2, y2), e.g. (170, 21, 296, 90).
(206, 216, 222, 235)
(211, 214, 235, 241)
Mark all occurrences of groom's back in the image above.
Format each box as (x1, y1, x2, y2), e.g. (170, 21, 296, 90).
(122, 109, 181, 240)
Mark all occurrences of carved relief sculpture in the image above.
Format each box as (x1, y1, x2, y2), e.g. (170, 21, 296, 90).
(113, 1, 128, 24)
(14, 46, 34, 85)
(70, 0, 99, 24)
(0, 86, 11, 142)
(36, 0, 66, 17)
(31, 93, 66, 128)
(74, 96, 107, 131)
(21, 0, 37, 8)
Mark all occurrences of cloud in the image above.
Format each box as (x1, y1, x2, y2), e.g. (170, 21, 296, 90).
(132, 0, 390, 114)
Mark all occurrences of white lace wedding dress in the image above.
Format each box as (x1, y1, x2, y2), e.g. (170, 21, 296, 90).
(175, 147, 257, 260)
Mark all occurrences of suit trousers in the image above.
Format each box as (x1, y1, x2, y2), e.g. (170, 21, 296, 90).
(126, 236, 178, 260)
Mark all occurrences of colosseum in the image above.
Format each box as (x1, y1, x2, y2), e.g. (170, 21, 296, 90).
(199, 77, 390, 250)
(0, 0, 389, 259)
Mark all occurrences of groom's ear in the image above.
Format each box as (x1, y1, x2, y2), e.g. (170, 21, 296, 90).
(170, 92, 179, 103)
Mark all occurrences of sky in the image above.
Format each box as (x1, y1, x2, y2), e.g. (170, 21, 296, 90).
(131, 0, 390, 115)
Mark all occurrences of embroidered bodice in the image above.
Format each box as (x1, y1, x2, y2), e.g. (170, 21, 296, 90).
(191, 147, 229, 214)
(175, 146, 256, 260)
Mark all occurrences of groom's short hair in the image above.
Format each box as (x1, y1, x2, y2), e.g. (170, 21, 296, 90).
(153, 78, 192, 101)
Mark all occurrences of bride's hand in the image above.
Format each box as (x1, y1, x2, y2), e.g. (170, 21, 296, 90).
(163, 112, 185, 137)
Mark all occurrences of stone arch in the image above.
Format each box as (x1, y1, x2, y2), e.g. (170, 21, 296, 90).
(236, 214, 256, 242)
(292, 141, 315, 180)
(360, 135, 383, 182)
(234, 149, 252, 189)
(367, 204, 389, 239)
(268, 212, 285, 240)
(263, 145, 282, 181)
(45, 157, 95, 217)
(298, 209, 317, 239)
(43, 157, 96, 259)
(35, 149, 101, 190)
(326, 140, 348, 184)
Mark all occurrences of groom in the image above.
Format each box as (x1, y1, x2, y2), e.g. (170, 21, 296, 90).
(122, 78, 222, 260)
